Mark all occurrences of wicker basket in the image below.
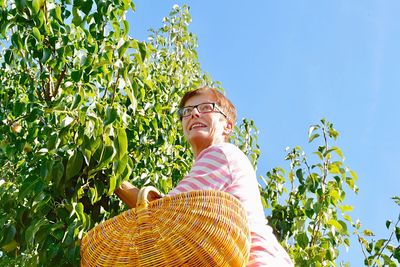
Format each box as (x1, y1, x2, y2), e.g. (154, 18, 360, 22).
(80, 186, 250, 266)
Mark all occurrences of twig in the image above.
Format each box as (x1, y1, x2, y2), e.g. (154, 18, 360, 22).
(111, 75, 119, 104)
(357, 234, 369, 262)
(39, 62, 46, 100)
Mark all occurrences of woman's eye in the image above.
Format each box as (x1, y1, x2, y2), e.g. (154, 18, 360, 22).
(200, 105, 211, 112)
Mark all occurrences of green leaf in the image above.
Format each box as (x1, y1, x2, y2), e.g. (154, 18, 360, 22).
(71, 93, 82, 110)
(4, 49, 13, 64)
(122, 0, 130, 9)
(89, 145, 115, 176)
(350, 170, 358, 181)
(51, 161, 64, 189)
(328, 163, 340, 174)
(119, 158, 132, 181)
(115, 127, 127, 160)
(308, 125, 319, 137)
(18, 176, 40, 201)
(339, 205, 353, 213)
(338, 220, 348, 234)
(41, 47, 51, 63)
(394, 243, 400, 260)
(288, 171, 294, 183)
(113, 155, 128, 177)
(66, 150, 84, 181)
(25, 219, 47, 247)
(308, 133, 319, 143)
(329, 127, 339, 140)
(73, 202, 86, 225)
(295, 168, 304, 183)
(151, 118, 159, 132)
(54, 6, 63, 23)
(343, 214, 353, 223)
(363, 229, 375, 236)
(82, 148, 92, 166)
(346, 177, 355, 190)
(89, 187, 98, 204)
(124, 80, 137, 113)
(47, 132, 60, 150)
(1, 240, 18, 252)
(374, 239, 386, 254)
(138, 41, 147, 62)
(107, 175, 117, 195)
(332, 146, 344, 159)
(11, 33, 22, 50)
(81, 0, 93, 15)
(100, 145, 115, 165)
(0, 224, 16, 247)
(72, 7, 83, 26)
(32, 27, 42, 41)
(32, 0, 42, 14)
(71, 70, 82, 82)
(62, 223, 75, 246)
(295, 232, 309, 248)
(85, 135, 101, 154)
(260, 196, 267, 208)
(15, 0, 26, 11)
(392, 196, 400, 206)
(104, 107, 118, 126)
(61, 116, 74, 128)
(327, 219, 343, 231)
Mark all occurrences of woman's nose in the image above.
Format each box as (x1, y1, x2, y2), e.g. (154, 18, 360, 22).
(190, 107, 201, 117)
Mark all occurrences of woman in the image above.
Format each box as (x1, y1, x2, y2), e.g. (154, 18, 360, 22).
(115, 87, 293, 266)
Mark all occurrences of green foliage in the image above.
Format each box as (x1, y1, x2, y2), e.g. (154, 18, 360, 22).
(355, 197, 400, 266)
(260, 119, 357, 266)
(231, 118, 261, 168)
(259, 119, 399, 266)
(0, 2, 213, 265)
(0, 1, 262, 265)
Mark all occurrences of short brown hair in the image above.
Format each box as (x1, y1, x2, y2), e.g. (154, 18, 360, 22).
(179, 86, 237, 125)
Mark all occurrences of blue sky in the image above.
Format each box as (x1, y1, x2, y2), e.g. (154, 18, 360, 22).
(129, 1, 400, 264)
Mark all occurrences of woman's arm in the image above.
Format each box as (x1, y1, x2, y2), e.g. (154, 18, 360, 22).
(114, 181, 162, 208)
(114, 181, 139, 209)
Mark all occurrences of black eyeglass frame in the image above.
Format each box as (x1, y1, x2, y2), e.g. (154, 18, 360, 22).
(177, 102, 228, 119)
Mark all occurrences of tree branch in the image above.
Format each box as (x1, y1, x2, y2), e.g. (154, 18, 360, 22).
(53, 65, 67, 98)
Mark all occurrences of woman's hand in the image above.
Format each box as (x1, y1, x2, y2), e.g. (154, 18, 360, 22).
(148, 190, 162, 201)
(114, 181, 162, 208)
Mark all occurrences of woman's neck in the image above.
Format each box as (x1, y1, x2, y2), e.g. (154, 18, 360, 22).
(191, 139, 227, 158)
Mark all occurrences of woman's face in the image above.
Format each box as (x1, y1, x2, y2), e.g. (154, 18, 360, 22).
(181, 93, 232, 155)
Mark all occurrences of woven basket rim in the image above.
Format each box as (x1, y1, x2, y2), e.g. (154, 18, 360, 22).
(80, 187, 250, 267)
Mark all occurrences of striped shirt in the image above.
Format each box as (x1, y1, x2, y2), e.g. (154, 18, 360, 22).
(168, 143, 294, 266)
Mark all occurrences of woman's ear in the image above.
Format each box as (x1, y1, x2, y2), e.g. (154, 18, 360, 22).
(223, 120, 233, 136)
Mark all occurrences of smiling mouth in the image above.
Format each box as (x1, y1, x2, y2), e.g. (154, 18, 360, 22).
(190, 123, 207, 130)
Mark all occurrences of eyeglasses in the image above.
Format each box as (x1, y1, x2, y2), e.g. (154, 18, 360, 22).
(177, 102, 228, 119)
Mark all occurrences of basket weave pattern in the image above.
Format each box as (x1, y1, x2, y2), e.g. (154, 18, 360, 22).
(80, 188, 250, 266)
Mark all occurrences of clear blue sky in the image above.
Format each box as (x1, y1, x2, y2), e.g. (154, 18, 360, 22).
(129, 1, 400, 265)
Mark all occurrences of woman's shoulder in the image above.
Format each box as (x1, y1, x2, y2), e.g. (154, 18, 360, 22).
(203, 143, 247, 160)
(213, 142, 242, 152)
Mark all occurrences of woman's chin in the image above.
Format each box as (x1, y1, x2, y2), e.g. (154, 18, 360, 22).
(189, 133, 207, 142)
(188, 134, 212, 146)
